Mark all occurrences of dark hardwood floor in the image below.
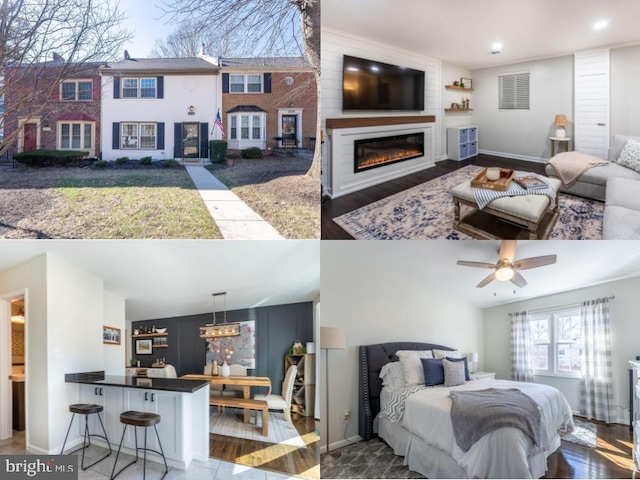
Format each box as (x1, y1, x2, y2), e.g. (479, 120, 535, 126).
(209, 412, 319, 479)
(321, 154, 547, 239)
(544, 420, 634, 479)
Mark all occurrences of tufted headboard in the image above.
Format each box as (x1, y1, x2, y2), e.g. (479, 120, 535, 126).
(358, 342, 455, 440)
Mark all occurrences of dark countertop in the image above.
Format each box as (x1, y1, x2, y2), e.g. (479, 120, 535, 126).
(65, 372, 209, 393)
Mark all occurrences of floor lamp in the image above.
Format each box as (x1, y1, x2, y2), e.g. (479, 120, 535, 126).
(320, 326, 345, 455)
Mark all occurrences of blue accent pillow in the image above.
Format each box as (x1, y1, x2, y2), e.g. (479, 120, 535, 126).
(446, 356, 470, 381)
(420, 358, 444, 386)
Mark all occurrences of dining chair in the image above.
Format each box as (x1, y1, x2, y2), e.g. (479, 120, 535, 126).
(254, 364, 297, 428)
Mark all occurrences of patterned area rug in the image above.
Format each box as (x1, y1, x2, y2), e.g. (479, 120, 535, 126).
(562, 418, 597, 448)
(334, 165, 604, 240)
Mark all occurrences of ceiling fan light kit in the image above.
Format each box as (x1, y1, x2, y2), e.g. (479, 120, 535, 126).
(495, 265, 515, 281)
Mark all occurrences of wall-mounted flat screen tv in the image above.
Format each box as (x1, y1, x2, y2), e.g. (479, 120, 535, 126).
(342, 55, 425, 111)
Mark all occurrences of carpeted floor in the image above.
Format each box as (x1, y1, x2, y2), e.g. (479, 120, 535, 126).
(321, 418, 597, 479)
(334, 165, 604, 240)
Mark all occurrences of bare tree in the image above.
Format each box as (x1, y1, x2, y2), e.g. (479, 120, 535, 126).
(0, 0, 131, 153)
(160, 0, 321, 178)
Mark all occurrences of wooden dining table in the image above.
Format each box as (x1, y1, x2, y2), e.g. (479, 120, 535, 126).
(180, 374, 272, 423)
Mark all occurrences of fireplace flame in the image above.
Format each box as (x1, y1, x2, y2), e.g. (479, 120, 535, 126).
(358, 148, 422, 169)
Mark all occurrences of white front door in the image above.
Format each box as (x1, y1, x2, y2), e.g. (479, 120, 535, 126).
(574, 49, 610, 158)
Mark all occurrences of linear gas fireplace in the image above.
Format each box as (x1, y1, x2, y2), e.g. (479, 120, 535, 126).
(354, 132, 425, 173)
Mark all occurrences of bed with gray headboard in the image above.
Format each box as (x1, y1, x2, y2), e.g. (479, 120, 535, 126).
(358, 341, 454, 440)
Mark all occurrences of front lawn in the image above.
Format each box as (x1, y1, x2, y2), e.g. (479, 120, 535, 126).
(0, 167, 221, 238)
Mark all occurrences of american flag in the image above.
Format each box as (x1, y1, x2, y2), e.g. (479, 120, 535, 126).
(214, 109, 225, 137)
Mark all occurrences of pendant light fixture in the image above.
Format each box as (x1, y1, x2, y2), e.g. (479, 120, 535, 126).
(199, 292, 241, 338)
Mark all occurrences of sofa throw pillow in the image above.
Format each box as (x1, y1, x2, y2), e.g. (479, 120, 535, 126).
(396, 350, 434, 385)
(614, 138, 640, 173)
(433, 349, 461, 359)
(610, 134, 640, 162)
(421, 358, 444, 386)
(446, 356, 470, 381)
(443, 358, 467, 387)
(379, 361, 406, 387)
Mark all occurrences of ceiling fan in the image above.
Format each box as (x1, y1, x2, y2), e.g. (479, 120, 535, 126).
(456, 240, 557, 288)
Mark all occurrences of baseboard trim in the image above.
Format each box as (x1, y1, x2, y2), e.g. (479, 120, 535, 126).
(321, 435, 362, 454)
(479, 149, 547, 164)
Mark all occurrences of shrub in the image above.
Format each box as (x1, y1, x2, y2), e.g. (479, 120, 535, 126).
(209, 140, 228, 163)
(13, 149, 89, 167)
(93, 160, 108, 168)
(139, 156, 153, 165)
(161, 159, 180, 168)
(241, 147, 263, 159)
(115, 156, 129, 165)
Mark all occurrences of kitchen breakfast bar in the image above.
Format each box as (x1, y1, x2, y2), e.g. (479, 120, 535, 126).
(64, 371, 210, 470)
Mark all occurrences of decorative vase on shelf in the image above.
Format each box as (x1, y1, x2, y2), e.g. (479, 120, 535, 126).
(212, 360, 219, 376)
(220, 362, 230, 377)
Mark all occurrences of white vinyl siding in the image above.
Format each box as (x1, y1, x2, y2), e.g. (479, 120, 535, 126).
(499, 72, 530, 110)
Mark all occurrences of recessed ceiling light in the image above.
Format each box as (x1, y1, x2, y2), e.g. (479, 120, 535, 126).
(491, 42, 502, 55)
(370, 66, 380, 72)
(593, 19, 609, 30)
(346, 66, 359, 72)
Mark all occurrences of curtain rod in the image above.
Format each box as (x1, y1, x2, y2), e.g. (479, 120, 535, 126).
(508, 295, 615, 316)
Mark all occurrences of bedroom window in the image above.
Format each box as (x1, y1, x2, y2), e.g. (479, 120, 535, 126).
(499, 72, 530, 110)
(529, 306, 581, 377)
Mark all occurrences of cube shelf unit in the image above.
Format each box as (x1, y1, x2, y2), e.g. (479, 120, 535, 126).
(447, 126, 478, 161)
(284, 353, 315, 416)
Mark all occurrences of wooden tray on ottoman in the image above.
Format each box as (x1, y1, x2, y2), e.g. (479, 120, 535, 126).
(471, 168, 515, 191)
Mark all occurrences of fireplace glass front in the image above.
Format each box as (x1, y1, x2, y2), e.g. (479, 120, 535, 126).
(354, 132, 425, 173)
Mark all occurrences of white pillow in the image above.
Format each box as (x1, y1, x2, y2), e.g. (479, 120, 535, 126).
(433, 349, 461, 359)
(443, 358, 466, 387)
(379, 362, 406, 387)
(614, 138, 640, 173)
(396, 350, 434, 385)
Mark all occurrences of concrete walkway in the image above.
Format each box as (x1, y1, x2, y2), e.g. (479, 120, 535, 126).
(185, 165, 284, 240)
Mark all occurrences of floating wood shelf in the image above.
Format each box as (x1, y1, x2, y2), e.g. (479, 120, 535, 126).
(153, 345, 169, 348)
(133, 333, 168, 338)
(445, 108, 473, 113)
(445, 85, 474, 92)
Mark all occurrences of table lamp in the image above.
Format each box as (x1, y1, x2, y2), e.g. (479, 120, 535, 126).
(554, 114, 568, 138)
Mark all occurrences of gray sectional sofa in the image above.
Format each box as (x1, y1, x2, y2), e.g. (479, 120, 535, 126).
(545, 134, 640, 239)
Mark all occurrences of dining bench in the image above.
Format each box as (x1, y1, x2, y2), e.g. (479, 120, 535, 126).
(209, 397, 269, 436)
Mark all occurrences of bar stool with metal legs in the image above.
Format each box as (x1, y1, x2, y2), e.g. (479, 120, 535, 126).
(110, 411, 169, 480)
(60, 403, 112, 470)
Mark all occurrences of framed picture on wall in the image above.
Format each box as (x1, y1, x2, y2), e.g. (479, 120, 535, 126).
(460, 77, 472, 89)
(136, 339, 153, 355)
(103, 326, 121, 345)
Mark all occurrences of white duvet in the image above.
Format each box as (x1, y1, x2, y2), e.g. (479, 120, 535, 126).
(380, 379, 574, 479)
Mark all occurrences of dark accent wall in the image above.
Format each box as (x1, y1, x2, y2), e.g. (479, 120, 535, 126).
(131, 301, 313, 395)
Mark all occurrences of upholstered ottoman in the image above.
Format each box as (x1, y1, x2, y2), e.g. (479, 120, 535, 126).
(603, 177, 640, 239)
(451, 177, 561, 240)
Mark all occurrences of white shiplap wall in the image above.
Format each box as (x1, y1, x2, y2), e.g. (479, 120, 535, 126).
(321, 28, 442, 193)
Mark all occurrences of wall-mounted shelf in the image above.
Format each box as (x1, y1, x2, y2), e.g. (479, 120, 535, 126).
(133, 333, 168, 338)
(445, 108, 473, 113)
(445, 85, 474, 92)
(153, 345, 169, 348)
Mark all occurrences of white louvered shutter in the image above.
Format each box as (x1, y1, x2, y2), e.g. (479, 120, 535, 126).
(499, 72, 530, 110)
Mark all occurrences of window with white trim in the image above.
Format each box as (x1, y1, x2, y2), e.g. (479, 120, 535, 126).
(58, 122, 93, 150)
(228, 113, 264, 141)
(229, 74, 263, 93)
(61, 80, 93, 101)
(122, 77, 156, 98)
(121, 122, 157, 149)
(499, 72, 530, 110)
(530, 306, 581, 376)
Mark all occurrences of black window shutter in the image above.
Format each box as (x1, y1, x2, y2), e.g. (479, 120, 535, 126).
(113, 77, 120, 99)
(199, 123, 209, 158)
(222, 73, 229, 93)
(264, 73, 271, 93)
(157, 76, 164, 98)
(157, 122, 165, 149)
(173, 123, 182, 158)
(112, 122, 120, 149)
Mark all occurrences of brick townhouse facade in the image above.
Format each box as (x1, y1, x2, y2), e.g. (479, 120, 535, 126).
(4, 61, 102, 157)
(220, 57, 317, 151)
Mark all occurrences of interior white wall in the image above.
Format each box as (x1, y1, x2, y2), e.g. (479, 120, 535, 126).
(611, 44, 640, 136)
(483, 276, 640, 425)
(471, 55, 574, 162)
(0, 255, 47, 452)
(321, 242, 484, 451)
(321, 27, 442, 190)
(441, 62, 473, 160)
(46, 253, 105, 453)
(103, 290, 126, 376)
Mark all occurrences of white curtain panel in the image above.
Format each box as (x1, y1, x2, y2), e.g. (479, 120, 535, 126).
(510, 311, 533, 382)
(580, 298, 613, 423)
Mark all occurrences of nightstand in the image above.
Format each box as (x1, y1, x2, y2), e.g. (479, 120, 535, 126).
(471, 372, 496, 380)
(550, 137, 572, 156)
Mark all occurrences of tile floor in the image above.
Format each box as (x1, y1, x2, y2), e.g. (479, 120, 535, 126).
(0, 431, 298, 480)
